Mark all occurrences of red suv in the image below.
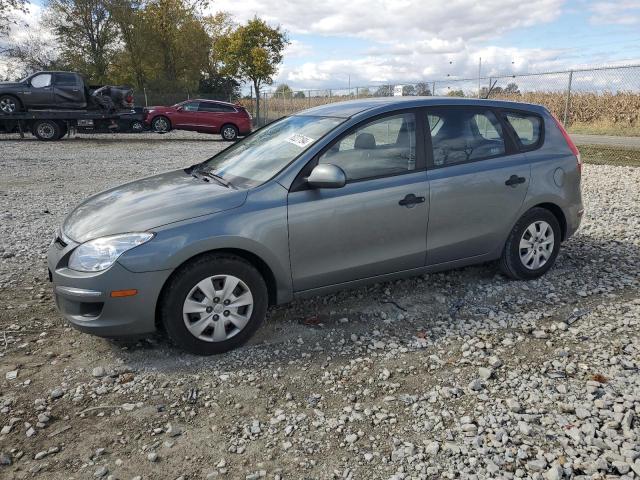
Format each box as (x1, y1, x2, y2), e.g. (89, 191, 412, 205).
(144, 99, 252, 140)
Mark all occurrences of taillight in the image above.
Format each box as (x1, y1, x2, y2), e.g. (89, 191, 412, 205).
(551, 113, 581, 173)
(125, 94, 133, 103)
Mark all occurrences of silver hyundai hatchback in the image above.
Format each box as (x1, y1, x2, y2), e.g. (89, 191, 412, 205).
(48, 97, 584, 355)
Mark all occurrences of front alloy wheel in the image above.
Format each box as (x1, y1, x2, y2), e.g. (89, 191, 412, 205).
(182, 275, 254, 342)
(161, 253, 268, 355)
(0, 95, 19, 114)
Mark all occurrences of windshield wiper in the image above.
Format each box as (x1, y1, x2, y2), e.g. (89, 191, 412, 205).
(196, 170, 236, 189)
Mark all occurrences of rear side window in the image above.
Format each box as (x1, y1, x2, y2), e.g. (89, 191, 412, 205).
(426, 108, 505, 167)
(199, 102, 236, 113)
(55, 73, 77, 86)
(504, 112, 542, 148)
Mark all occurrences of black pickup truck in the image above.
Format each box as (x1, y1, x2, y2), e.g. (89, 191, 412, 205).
(0, 71, 134, 113)
(0, 71, 143, 140)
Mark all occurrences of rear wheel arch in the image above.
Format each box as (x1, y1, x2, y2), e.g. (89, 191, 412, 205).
(155, 248, 278, 330)
(531, 202, 567, 241)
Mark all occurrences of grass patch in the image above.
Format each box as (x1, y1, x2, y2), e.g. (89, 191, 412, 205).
(579, 144, 640, 167)
(568, 121, 640, 137)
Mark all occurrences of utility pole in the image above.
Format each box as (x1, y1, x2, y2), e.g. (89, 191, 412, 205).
(478, 57, 482, 99)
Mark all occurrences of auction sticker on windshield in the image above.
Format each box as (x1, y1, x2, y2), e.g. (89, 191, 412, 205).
(286, 133, 314, 148)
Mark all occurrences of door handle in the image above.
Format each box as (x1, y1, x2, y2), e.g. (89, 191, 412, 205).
(505, 175, 526, 187)
(399, 193, 425, 207)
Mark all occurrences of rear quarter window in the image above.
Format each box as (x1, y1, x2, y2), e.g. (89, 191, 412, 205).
(504, 112, 542, 148)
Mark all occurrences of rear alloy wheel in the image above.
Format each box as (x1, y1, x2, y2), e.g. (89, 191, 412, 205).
(32, 120, 63, 141)
(151, 116, 171, 133)
(0, 95, 20, 114)
(160, 254, 268, 355)
(221, 124, 238, 141)
(500, 207, 561, 280)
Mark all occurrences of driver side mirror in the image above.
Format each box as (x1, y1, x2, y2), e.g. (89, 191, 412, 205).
(307, 164, 346, 189)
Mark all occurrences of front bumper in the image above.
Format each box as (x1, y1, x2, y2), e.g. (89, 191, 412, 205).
(47, 236, 172, 337)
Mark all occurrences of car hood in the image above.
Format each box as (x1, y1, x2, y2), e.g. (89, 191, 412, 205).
(0, 82, 22, 88)
(63, 169, 247, 243)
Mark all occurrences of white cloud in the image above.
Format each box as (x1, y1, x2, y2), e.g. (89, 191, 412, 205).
(283, 39, 313, 58)
(589, 1, 640, 25)
(211, 0, 563, 42)
(278, 45, 569, 90)
(210, 0, 566, 89)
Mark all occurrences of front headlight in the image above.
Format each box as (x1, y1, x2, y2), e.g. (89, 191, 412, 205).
(68, 233, 154, 272)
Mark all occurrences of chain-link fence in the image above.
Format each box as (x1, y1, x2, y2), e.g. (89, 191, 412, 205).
(143, 65, 640, 166)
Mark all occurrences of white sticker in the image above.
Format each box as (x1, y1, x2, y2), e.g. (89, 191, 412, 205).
(286, 133, 314, 148)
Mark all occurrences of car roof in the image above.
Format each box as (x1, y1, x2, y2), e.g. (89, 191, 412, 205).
(191, 99, 238, 107)
(296, 96, 547, 118)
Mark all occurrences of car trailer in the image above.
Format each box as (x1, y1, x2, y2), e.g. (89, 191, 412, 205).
(0, 109, 145, 141)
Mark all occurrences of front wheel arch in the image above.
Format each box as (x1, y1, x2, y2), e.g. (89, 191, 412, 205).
(151, 115, 172, 133)
(0, 94, 23, 113)
(154, 248, 278, 331)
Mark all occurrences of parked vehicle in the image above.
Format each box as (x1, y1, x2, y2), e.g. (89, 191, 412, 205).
(144, 99, 252, 140)
(0, 71, 133, 113)
(48, 97, 583, 355)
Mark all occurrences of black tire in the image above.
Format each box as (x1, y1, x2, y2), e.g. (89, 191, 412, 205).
(32, 120, 63, 141)
(220, 124, 238, 141)
(0, 94, 22, 114)
(151, 116, 171, 133)
(500, 207, 561, 280)
(160, 253, 268, 355)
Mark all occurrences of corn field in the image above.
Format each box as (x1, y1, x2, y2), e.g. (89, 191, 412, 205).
(239, 65, 640, 137)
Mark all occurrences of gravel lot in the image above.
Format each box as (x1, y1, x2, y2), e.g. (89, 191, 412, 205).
(1, 131, 639, 480)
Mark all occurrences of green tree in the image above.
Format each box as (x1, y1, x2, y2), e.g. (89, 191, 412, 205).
(45, 0, 119, 82)
(274, 83, 293, 98)
(106, 0, 149, 88)
(142, 0, 210, 91)
(447, 89, 465, 97)
(293, 90, 305, 99)
(219, 17, 288, 121)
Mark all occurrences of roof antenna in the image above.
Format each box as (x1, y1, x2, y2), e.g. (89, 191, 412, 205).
(483, 79, 498, 99)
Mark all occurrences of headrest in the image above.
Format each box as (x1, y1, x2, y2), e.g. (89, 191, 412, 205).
(354, 132, 376, 149)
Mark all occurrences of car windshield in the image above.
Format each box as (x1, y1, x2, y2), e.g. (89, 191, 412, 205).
(197, 115, 345, 188)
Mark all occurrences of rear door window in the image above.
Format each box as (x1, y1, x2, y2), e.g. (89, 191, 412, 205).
(426, 108, 506, 167)
(54, 73, 78, 86)
(504, 112, 542, 148)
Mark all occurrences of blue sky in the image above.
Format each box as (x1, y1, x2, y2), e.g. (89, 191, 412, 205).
(212, 0, 640, 90)
(8, 0, 640, 90)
